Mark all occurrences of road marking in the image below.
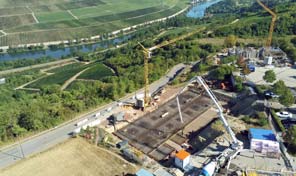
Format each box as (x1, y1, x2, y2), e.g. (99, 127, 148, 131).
(67, 10, 79, 20)
(26, 6, 39, 23)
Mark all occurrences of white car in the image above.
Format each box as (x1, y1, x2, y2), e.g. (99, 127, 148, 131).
(276, 111, 292, 119)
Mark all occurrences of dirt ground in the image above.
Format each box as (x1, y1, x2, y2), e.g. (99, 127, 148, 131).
(0, 138, 136, 176)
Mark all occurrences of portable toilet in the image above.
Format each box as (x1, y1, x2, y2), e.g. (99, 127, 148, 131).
(174, 149, 190, 170)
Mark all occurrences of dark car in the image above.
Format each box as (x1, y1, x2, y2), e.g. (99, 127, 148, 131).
(264, 90, 280, 99)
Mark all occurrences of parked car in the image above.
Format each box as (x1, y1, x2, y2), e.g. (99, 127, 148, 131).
(264, 90, 280, 99)
(276, 111, 292, 119)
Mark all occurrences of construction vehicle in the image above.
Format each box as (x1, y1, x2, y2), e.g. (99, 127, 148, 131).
(176, 76, 243, 176)
(138, 27, 206, 109)
(256, 0, 277, 49)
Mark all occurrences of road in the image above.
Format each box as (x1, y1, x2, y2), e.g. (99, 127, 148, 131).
(0, 58, 76, 76)
(0, 63, 186, 169)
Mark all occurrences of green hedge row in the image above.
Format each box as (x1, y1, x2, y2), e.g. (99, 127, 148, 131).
(271, 110, 285, 132)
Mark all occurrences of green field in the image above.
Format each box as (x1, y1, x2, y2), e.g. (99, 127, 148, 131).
(78, 63, 114, 80)
(0, 0, 188, 46)
(27, 63, 88, 88)
(36, 11, 75, 23)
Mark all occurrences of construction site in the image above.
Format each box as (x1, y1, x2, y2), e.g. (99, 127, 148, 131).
(115, 87, 218, 161)
(2, 0, 296, 176)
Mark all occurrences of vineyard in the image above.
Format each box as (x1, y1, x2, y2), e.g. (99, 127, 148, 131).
(27, 63, 89, 88)
(0, 0, 188, 46)
(78, 63, 114, 80)
(25, 62, 115, 89)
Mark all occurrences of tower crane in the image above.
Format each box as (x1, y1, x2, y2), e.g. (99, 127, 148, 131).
(138, 27, 206, 109)
(176, 76, 243, 176)
(256, 0, 277, 49)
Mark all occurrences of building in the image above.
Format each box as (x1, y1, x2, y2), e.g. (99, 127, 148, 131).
(259, 47, 289, 66)
(249, 128, 280, 158)
(136, 169, 154, 176)
(175, 149, 190, 170)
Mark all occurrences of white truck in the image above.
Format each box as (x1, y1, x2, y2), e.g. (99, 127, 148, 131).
(75, 119, 88, 126)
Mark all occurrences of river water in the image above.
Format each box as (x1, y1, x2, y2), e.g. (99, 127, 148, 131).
(0, 0, 222, 61)
(186, 0, 222, 18)
(0, 35, 132, 61)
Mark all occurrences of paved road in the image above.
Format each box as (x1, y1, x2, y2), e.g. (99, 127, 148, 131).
(0, 63, 186, 169)
(0, 58, 76, 76)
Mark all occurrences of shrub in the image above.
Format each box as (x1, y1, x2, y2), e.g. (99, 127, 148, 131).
(271, 110, 285, 132)
(242, 116, 251, 123)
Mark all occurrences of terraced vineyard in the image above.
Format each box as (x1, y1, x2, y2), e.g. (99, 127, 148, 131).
(78, 63, 114, 80)
(0, 0, 188, 46)
(27, 63, 89, 88)
(26, 62, 115, 89)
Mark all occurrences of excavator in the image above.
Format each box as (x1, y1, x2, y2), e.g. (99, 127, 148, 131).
(176, 76, 243, 176)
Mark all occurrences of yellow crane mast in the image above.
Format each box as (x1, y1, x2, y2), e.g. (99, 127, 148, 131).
(139, 27, 206, 109)
(256, 0, 277, 48)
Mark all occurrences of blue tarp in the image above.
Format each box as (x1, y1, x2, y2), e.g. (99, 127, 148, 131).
(136, 169, 154, 176)
(249, 128, 277, 141)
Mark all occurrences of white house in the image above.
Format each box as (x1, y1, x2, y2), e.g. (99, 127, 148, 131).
(249, 128, 280, 158)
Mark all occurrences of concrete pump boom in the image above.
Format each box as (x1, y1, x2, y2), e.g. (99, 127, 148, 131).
(196, 76, 240, 148)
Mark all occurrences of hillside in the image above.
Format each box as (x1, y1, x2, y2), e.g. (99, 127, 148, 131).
(0, 0, 188, 46)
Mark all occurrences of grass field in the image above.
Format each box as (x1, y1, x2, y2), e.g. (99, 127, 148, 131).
(0, 138, 137, 176)
(27, 63, 88, 88)
(0, 0, 188, 46)
(78, 63, 114, 80)
(36, 11, 75, 23)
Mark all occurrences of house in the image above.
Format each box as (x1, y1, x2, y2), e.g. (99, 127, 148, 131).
(249, 128, 280, 158)
(174, 149, 190, 170)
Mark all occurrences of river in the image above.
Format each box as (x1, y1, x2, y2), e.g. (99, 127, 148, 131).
(186, 0, 222, 18)
(0, 35, 132, 61)
(0, 0, 222, 62)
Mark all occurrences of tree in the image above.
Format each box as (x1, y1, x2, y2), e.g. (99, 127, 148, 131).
(212, 65, 234, 80)
(273, 80, 295, 106)
(234, 76, 244, 92)
(263, 70, 276, 83)
(224, 35, 237, 48)
(284, 126, 296, 154)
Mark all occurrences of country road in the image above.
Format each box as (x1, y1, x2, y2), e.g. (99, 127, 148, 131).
(0, 58, 76, 76)
(0, 63, 187, 169)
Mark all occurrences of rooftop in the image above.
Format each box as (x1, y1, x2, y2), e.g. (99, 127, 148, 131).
(175, 149, 190, 160)
(153, 168, 173, 176)
(249, 128, 277, 141)
(136, 169, 154, 176)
